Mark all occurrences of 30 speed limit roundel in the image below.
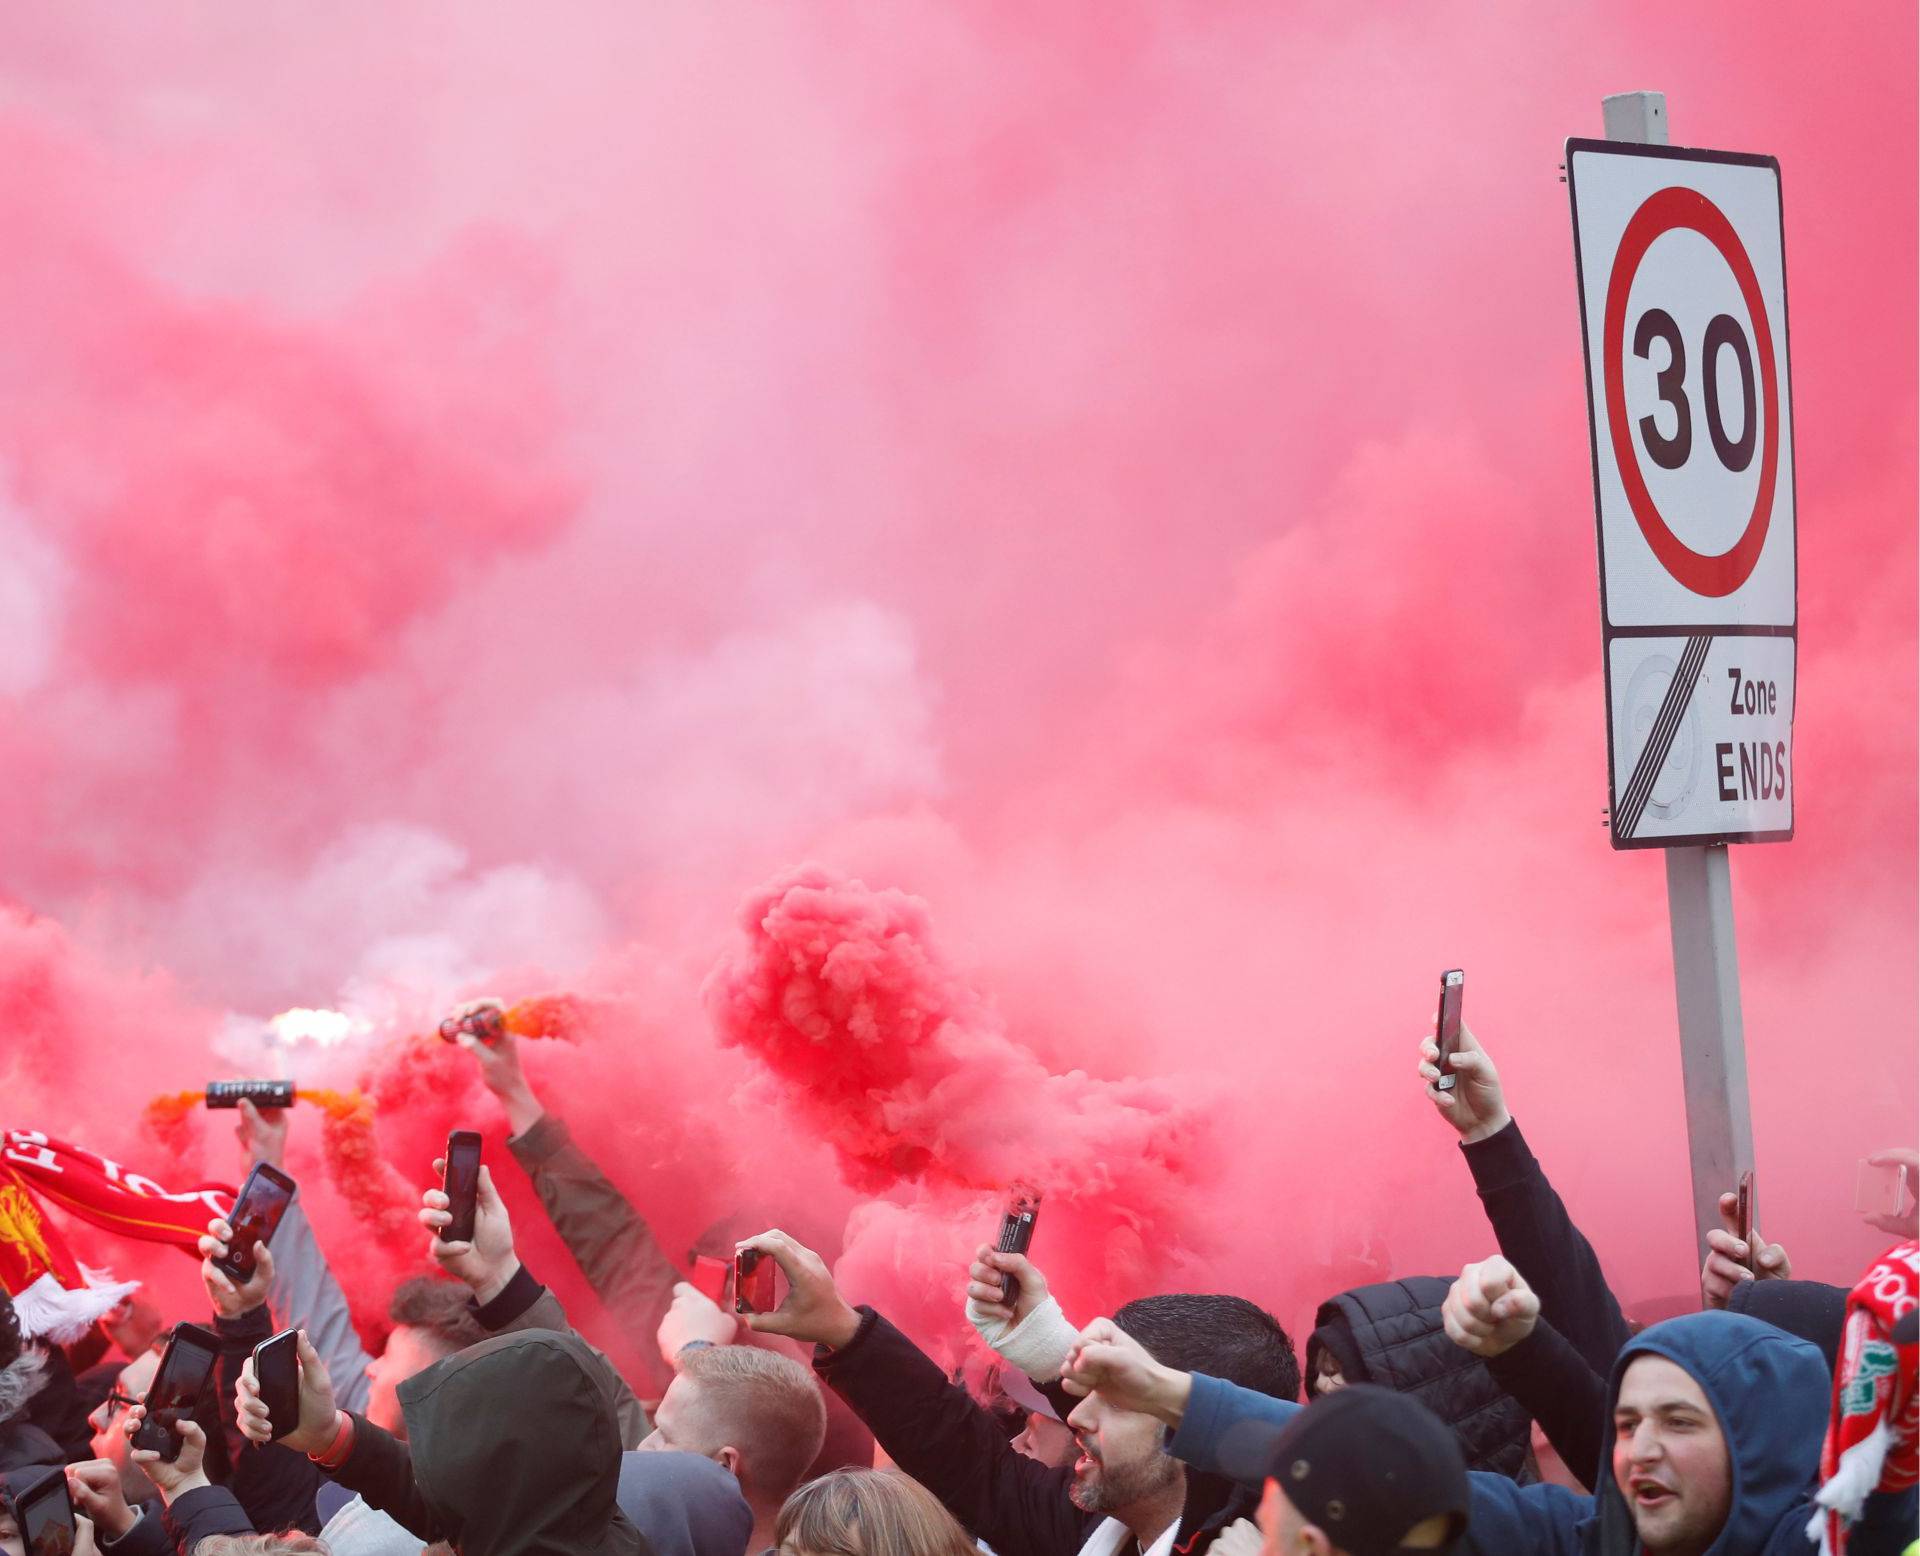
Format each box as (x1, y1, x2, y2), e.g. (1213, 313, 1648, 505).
(1566, 139, 1796, 850)
(1602, 187, 1779, 598)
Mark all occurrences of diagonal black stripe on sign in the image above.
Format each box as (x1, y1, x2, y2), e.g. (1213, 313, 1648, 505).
(1616, 633, 1713, 840)
(1617, 633, 1712, 837)
(1619, 634, 1709, 824)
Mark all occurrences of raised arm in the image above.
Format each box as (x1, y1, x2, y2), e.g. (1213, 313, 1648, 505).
(197, 1211, 325, 1533)
(741, 1229, 1094, 1556)
(236, 1329, 442, 1542)
(1440, 1255, 1606, 1490)
(236, 1099, 373, 1415)
(452, 1003, 681, 1392)
(1418, 1021, 1632, 1372)
(418, 1159, 648, 1446)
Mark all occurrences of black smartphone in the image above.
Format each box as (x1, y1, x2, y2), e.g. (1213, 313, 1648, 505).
(252, 1329, 300, 1443)
(997, 1188, 1041, 1305)
(733, 1249, 785, 1315)
(132, 1323, 220, 1462)
(9, 1464, 77, 1556)
(214, 1163, 297, 1285)
(442, 1131, 483, 1244)
(1434, 970, 1465, 1091)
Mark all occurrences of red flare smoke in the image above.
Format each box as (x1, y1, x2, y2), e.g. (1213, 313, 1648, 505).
(707, 866, 1216, 1321)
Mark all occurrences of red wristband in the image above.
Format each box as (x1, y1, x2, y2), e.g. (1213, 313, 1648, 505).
(309, 1410, 354, 1468)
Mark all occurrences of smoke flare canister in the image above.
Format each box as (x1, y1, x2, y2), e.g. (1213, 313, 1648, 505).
(206, 1080, 296, 1109)
(438, 1006, 507, 1045)
(997, 1187, 1041, 1305)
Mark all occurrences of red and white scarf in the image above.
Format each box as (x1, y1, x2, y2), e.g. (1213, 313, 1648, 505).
(0, 1129, 234, 1341)
(1808, 1239, 1919, 1554)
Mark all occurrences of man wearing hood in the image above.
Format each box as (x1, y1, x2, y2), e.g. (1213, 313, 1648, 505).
(1061, 1305, 1916, 1555)
(242, 1327, 649, 1556)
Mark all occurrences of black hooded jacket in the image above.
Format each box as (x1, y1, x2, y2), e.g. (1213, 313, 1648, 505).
(1306, 1277, 1535, 1479)
(329, 1329, 652, 1556)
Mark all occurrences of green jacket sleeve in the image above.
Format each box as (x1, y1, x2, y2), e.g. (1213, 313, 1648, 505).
(506, 1114, 682, 1397)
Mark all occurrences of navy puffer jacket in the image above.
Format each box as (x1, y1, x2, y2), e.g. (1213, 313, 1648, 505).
(1307, 1276, 1535, 1480)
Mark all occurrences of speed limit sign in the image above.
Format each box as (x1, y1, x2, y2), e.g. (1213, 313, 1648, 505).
(1567, 141, 1797, 848)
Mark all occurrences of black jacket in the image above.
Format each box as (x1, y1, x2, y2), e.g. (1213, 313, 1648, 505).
(20, 1346, 93, 1462)
(1307, 1277, 1534, 1479)
(214, 1304, 325, 1534)
(330, 1329, 651, 1556)
(0, 1420, 63, 1475)
(815, 1307, 1257, 1556)
(1461, 1119, 1633, 1376)
(163, 1485, 257, 1552)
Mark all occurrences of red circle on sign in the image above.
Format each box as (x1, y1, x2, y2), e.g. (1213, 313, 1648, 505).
(1602, 185, 1779, 598)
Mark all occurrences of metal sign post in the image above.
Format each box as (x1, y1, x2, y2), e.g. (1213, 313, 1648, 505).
(1579, 91, 1788, 1259)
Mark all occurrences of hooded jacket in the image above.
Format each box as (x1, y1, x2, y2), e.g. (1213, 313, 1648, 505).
(1167, 1311, 1916, 1556)
(1307, 1277, 1534, 1479)
(329, 1329, 652, 1556)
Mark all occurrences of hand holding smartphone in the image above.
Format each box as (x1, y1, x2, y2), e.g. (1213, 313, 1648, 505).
(1434, 970, 1465, 1091)
(215, 1164, 297, 1285)
(733, 1249, 785, 1315)
(132, 1324, 220, 1462)
(251, 1330, 300, 1443)
(442, 1131, 483, 1245)
(1735, 1170, 1757, 1273)
(7, 1465, 77, 1556)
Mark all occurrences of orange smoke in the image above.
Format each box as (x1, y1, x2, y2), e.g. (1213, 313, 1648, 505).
(141, 1090, 203, 1168)
(141, 1084, 417, 1245)
(500, 993, 587, 1041)
(299, 1087, 419, 1245)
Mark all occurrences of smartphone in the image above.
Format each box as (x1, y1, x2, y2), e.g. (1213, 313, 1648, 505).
(733, 1249, 785, 1315)
(1855, 1159, 1910, 1218)
(1735, 1170, 1757, 1272)
(214, 1163, 298, 1285)
(1434, 970, 1465, 1091)
(252, 1329, 300, 1443)
(996, 1188, 1041, 1305)
(442, 1131, 483, 1245)
(690, 1255, 732, 1307)
(9, 1465, 76, 1556)
(132, 1323, 220, 1462)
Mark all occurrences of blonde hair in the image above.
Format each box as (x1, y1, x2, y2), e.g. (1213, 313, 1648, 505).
(774, 1469, 974, 1556)
(193, 1538, 329, 1556)
(678, 1343, 827, 1501)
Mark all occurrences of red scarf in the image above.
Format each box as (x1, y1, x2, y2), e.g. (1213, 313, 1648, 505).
(1810, 1238, 1919, 1554)
(0, 1130, 235, 1340)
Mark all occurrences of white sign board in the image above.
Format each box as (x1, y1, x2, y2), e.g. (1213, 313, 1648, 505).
(1567, 140, 1797, 848)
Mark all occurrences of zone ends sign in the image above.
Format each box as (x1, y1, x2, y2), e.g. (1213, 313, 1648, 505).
(1567, 140, 1797, 849)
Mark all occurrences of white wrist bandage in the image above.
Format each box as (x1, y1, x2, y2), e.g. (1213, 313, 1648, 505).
(967, 1292, 1080, 1380)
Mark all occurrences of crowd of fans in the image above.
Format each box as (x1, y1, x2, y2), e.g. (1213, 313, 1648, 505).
(0, 1004, 1912, 1556)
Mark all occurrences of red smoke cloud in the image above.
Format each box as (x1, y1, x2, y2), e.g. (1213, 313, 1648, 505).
(0, 0, 1910, 1373)
(707, 866, 1214, 1337)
